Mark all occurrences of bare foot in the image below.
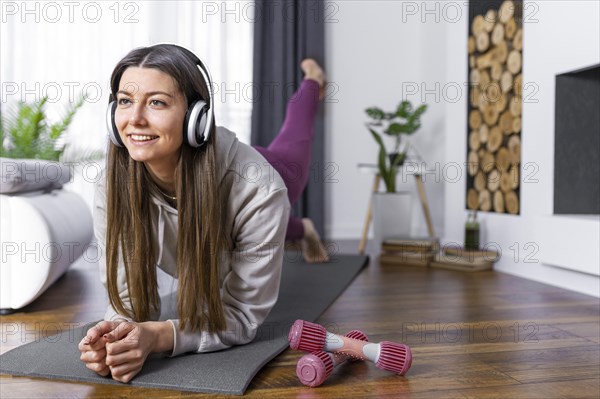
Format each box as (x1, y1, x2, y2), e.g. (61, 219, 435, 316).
(301, 59, 326, 99)
(300, 218, 330, 263)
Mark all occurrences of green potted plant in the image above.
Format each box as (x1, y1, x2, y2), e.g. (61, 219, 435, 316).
(365, 100, 427, 246)
(1, 95, 86, 161)
(365, 100, 427, 192)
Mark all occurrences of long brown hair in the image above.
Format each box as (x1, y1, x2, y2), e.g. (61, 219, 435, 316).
(105, 44, 227, 332)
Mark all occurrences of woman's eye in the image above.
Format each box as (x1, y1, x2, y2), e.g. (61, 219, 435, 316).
(117, 98, 131, 105)
(150, 99, 166, 106)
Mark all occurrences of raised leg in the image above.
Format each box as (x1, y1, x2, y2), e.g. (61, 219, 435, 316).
(254, 60, 329, 263)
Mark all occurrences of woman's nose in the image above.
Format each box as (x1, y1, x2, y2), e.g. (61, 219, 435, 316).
(129, 103, 148, 126)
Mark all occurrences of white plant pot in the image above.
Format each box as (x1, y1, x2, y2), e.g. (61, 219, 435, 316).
(372, 191, 412, 248)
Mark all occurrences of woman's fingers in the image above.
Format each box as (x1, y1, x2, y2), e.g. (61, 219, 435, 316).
(81, 320, 122, 347)
(109, 361, 143, 383)
(85, 361, 110, 377)
(105, 328, 139, 357)
(104, 321, 136, 343)
(80, 347, 107, 363)
(104, 323, 154, 383)
(112, 371, 138, 383)
(105, 348, 143, 367)
(78, 336, 108, 352)
(80, 347, 110, 377)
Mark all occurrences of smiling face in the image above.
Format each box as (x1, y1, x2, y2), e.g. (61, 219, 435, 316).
(115, 67, 187, 178)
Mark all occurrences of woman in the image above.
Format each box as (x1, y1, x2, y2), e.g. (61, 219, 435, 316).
(79, 44, 326, 383)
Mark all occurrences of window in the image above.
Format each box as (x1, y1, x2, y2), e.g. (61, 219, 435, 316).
(1, 0, 255, 154)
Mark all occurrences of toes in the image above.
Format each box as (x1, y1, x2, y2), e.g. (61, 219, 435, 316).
(301, 238, 330, 263)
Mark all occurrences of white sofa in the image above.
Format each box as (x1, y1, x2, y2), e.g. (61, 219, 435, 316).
(0, 158, 93, 312)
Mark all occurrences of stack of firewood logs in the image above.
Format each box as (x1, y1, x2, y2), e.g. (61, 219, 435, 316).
(467, 0, 522, 214)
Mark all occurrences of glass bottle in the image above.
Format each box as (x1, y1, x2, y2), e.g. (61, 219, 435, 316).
(464, 211, 480, 250)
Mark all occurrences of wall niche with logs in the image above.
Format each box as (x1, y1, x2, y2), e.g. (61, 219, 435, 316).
(467, 0, 522, 215)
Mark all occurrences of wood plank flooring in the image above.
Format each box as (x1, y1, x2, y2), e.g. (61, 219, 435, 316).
(1, 240, 599, 398)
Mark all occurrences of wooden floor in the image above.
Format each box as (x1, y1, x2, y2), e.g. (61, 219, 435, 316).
(1, 240, 599, 398)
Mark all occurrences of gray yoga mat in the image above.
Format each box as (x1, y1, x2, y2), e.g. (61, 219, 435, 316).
(0, 252, 368, 395)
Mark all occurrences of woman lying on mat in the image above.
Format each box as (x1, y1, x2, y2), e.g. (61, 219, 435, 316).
(79, 44, 327, 383)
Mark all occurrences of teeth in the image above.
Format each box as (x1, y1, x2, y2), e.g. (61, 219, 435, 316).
(131, 135, 157, 141)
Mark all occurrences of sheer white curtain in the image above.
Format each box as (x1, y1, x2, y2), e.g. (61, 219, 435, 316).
(1, 1, 254, 149)
(1, 1, 254, 205)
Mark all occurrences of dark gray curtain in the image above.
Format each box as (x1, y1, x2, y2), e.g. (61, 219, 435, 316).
(250, 0, 326, 239)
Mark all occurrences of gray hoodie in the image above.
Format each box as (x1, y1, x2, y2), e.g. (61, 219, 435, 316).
(93, 127, 290, 356)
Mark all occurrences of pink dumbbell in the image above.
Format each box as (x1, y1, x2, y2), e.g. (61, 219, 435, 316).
(289, 319, 412, 376)
(296, 329, 368, 387)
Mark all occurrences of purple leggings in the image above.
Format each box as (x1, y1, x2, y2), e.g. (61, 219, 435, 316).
(253, 79, 321, 240)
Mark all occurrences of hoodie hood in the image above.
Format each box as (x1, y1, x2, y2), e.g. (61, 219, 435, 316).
(213, 126, 242, 185)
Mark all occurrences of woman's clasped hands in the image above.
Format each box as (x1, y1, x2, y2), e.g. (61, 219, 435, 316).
(78, 320, 173, 383)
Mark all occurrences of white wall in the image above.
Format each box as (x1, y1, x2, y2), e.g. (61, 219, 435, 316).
(325, 1, 448, 240)
(326, 1, 599, 297)
(443, 1, 599, 297)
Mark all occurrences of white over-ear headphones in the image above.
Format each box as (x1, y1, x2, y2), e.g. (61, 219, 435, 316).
(106, 47, 214, 149)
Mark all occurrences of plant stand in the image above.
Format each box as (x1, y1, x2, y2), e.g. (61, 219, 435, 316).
(358, 164, 436, 255)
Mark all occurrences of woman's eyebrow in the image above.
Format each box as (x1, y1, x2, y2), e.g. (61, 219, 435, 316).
(116, 90, 174, 97)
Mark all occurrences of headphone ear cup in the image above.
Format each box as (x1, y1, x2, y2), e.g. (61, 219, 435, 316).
(106, 101, 124, 147)
(184, 100, 210, 148)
